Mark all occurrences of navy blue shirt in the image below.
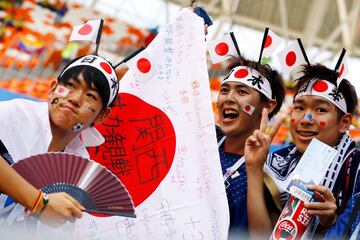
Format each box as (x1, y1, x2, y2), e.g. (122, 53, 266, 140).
(216, 126, 248, 234)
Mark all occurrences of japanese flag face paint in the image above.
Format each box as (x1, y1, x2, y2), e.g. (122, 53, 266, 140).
(54, 86, 70, 97)
(241, 102, 255, 116)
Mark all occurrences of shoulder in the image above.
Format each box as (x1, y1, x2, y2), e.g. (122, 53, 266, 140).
(215, 125, 225, 142)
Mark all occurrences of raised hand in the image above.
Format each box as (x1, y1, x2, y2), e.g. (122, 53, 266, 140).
(304, 185, 337, 229)
(39, 192, 84, 228)
(245, 108, 284, 171)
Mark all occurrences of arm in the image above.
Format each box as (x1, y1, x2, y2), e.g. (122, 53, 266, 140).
(0, 156, 83, 227)
(245, 109, 284, 237)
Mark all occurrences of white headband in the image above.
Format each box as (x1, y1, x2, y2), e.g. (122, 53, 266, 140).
(59, 55, 118, 106)
(295, 79, 347, 113)
(222, 66, 273, 100)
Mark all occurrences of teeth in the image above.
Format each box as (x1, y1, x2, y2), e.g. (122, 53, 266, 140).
(224, 109, 238, 114)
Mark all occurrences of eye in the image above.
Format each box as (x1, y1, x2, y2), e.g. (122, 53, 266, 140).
(86, 92, 98, 101)
(65, 81, 75, 88)
(294, 105, 304, 111)
(238, 89, 248, 95)
(316, 107, 328, 113)
(220, 87, 229, 94)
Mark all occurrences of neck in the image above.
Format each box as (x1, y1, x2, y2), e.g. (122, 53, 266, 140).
(223, 133, 249, 156)
(48, 124, 77, 152)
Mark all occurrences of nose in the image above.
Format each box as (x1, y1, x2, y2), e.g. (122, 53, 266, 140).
(300, 112, 315, 125)
(224, 89, 236, 103)
(67, 90, 82, 107)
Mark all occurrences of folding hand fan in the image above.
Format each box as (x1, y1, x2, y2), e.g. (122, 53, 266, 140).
(12, 152, 136, 218)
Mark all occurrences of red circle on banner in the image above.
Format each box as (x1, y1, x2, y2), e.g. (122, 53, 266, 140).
(313, 80, 328, 92)
(215, 42, 229, 56)
(338, 64, 345, 78)
(100, 62, 113, 74)
(78, 24, 93, 35)
(264, 35, 272, 48)
(137, 58, 151, 73)
(88, 93, 176, 209)
(286, 51, 297, 66)
(234, 69, 249, 78)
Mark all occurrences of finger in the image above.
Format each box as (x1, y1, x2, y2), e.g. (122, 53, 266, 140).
(259, 108, 269, 133)
(67, 216, 76, 223)
(307, 209, 336, 216)
(304, 202, 336, 210)
(246, 135, 260, 147)
(64, 193, 85, 210)
(253, 130, 271, 147)
(268, 115, 284, 140)
(307, 185, 334, 200)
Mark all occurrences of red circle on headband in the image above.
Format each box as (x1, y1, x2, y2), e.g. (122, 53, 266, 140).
(264, 35, 272, 48)
(78, 24, 93, 35)
(100, 62, 112, 74)
(285, 51, 296, 66)
(313, 80, 328, 92)
(137, 58, 151, 73)
(234, 69, 249, 78)
(215, 42, 229, 56)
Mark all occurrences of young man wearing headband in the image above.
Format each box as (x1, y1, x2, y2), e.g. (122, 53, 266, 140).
(0, 54, 119, 227)
(245, 64, 360, 238)
(216, 55, 285, 236)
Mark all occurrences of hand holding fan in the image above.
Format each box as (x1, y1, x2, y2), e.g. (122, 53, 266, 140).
(12, 152, 135, 218)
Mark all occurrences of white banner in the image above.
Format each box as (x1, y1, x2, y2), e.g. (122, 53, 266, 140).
(74, 8, 229, 240)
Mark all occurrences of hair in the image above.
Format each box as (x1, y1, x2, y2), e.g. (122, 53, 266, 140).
(225, 55, 286, 119)
(294, 64, 358, 116)
(58, 56, 117, 109)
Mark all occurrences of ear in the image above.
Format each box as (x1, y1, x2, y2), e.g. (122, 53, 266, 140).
(264, 99, 277, 115)
(94, 107, 112, 125)
(49, 79, 58, 96)
(339, 113, 352, 133)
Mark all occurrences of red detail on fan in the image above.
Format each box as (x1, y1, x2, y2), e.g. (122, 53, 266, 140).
(89, 93, 176, 210)
(320, 121, 326, 127)
(264, 35, 272, 48)
(338, 64, 345, 78)
(313, 80, 328, 92)
(234, 69, 249, 78)
(78, 24, 93, 35)
(285, 51, 296, 67)
(215, 42, 229, 56)
(137, 58, 152, 73)
(100, 62, 112, 74)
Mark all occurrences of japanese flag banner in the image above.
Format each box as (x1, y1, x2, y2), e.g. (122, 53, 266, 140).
(261, 29, 284, 64)
(69, 19, 102, 43)
(207, 32, 239, 64)
(125, 48, 157, 83)
(77, 8, 229, 240)
(277, 40, 306, 75)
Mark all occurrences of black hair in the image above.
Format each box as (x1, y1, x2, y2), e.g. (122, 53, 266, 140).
(58, 56, 118, 109)
(294, 64, 358, 116)
(225, 55, 286, 119)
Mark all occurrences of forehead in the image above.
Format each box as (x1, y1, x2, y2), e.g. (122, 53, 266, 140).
(293, 95, 335, 108)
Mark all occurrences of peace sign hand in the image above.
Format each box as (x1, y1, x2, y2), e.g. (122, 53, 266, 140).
(245, 108, 284, 172)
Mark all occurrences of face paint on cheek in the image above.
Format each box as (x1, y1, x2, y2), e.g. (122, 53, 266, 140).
(54, 86, 70, 97)
(51, 97, 59, 105)
(240, 103, 255, 116)
(84, 104, 96, 113)
(319, 121, 326, 127)
(290, 118, 295, 124)
(72, 122, 84, 132)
